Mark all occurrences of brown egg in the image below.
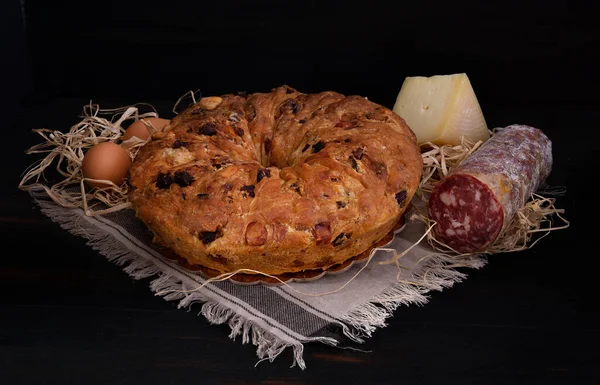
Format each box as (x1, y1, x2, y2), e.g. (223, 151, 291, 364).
(82, 142, 132, 189)
(123, 118, 170, 141)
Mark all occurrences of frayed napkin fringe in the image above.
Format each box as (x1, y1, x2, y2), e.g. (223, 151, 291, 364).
(339, 253, 486, 340)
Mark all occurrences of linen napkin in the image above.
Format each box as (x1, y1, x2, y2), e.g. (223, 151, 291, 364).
(30, 189, 486, 369)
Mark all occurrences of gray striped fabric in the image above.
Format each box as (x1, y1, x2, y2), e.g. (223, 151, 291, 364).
(33, 193, 486, 369)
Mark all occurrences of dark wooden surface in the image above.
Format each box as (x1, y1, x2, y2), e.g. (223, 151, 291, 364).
(2, 0, 598, 384)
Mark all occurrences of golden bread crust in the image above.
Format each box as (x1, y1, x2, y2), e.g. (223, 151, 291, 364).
(128, 86, 422, 276)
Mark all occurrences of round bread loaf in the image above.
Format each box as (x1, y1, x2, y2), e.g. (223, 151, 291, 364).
(128, 86, 422, 276)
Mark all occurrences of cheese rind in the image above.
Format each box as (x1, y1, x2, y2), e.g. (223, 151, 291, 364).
(392, 73, 490, 146)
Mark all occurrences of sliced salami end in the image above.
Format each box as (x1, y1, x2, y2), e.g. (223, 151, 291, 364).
(428, 174, 503, 253)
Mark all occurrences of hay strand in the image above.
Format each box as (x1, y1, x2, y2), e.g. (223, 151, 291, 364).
(157, 250, 381, 298)
(172, 89, 202, 115)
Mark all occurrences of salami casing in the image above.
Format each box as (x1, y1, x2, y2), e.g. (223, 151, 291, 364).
(427, 125, 552, 253)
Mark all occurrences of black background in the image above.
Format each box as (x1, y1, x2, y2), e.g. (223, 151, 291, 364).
(2, 0, 599, 384)
(7, 0, 600, 109)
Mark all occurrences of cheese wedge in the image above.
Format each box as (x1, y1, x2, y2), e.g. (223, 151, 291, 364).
(392, 73, 490, 146)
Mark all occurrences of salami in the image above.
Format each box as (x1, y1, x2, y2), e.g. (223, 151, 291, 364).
(427, 125, 553, 253)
